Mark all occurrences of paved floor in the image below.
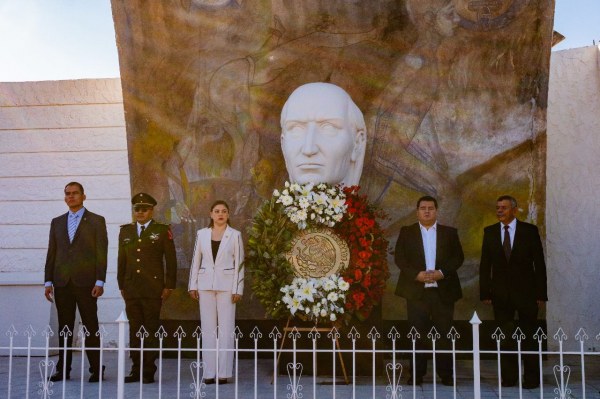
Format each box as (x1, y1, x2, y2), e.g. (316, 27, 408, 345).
(1, 353, 599, 398)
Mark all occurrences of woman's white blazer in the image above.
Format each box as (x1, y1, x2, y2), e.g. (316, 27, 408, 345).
(188, 226, 244, 295)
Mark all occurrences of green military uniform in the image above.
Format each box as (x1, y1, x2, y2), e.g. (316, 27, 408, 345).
(117, 193, 177, 382)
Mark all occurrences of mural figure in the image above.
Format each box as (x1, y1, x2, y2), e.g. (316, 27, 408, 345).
(280, 82, 366, 186)
(369, 0, 460, 208)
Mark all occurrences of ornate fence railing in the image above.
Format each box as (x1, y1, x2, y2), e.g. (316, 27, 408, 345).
(1, 312, 599, 399)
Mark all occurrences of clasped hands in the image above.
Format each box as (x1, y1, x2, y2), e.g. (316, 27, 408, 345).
(415, 270, 443, 284)
(188, 290, 242, 304)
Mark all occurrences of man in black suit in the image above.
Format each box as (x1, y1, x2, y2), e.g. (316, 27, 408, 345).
(117, 193, 177, 384)
(44, 182, 108, 382)
(480, 195, 547, 389)
(394, 196, 464, 386)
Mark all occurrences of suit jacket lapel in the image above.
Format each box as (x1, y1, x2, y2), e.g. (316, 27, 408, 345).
(413, 223, 426, 269)
(216, 226, 233, 265)
(71, 209, 87, 244)
(203, 228, 216, 267)
(492, 222, 510, 264)
(58, 213, 70, 245)
(511, 219, 523, 258)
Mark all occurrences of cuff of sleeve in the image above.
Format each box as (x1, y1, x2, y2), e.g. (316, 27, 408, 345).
(95, 280, 104, 287)
(44, 281, 53, 287)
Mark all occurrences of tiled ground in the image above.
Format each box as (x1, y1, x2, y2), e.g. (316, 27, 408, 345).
(1, 353, 598, 398)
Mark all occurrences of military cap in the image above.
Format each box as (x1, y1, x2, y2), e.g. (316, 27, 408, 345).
(131, 192, 157, 207)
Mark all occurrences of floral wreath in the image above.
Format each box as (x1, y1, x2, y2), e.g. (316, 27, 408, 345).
(246, 182, 389, 324)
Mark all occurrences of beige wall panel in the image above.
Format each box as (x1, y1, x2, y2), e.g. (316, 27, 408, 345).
(546, 46, 600, 350)
(0, 127, 126, 153)
(0, 79, 123, 106)
(0, 175, 131, 201)
(0, 103, 125, 130)
(0, 151, 129, 177)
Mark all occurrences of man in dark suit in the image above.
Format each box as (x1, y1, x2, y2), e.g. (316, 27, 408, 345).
(117, 193, 177, 384)
(480, 195, 547, 389)
(394, 195, 464, 386)
(44, 182, 108, 382)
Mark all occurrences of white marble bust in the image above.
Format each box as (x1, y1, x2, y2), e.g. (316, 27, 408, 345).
(280, 82, 367, 186)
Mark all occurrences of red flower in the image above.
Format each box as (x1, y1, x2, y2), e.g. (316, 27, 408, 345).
(354, 269, 363, 281)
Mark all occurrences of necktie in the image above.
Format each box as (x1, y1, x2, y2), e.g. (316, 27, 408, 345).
(503, 225, 511, 260)
(68, 214, 78, 243)
(140, 225, 145, 237)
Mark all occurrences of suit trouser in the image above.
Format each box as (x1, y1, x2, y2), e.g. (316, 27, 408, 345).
(54, 281, 101, 374)
(493, 299, 539, 384)
(406, 288, 454, 379)
(199, 290, 236, 379)
(125, 297, 162, 377)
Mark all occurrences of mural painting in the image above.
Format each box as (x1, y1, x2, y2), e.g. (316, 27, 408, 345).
(111, 0, 554, 320)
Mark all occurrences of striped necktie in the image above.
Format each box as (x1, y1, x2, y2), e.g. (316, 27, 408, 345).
(68, 214, 79, 243)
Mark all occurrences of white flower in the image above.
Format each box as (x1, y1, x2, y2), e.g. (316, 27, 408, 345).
(273, 189, 280, 197)
(330, 314, 337, 321)
(280, 195, 293, 206)
(290, 297, 301, 315)
(323, 279, 336, 291)
(327, 292, 339, 302)
(300, 183, 314, 196)
(338, 279, 350, 291)
(296, 209, 307, 221)
(298, 197, 310, 209)
(320, 309, 328, 317)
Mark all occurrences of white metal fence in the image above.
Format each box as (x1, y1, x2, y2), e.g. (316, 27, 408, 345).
(2, 311, 599, 399)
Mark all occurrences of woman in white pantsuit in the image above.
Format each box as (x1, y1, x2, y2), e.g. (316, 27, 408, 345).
(188, 200, 244, 384)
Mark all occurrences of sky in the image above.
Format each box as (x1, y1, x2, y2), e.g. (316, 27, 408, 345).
(0, 0, 598, 82)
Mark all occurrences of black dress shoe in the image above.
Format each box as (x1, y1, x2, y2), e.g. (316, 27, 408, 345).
(406, 375, 423, 386)
(142, 376, 155, 384)
(124, 372, 140, 383)
(49, 371, 70, 382)
(88, 365, 105, 383)
(522, 380, 539, 389)
(204, 378, 215, 385)
(441, 376, 454, 386)
(218, 378, 228, 384)
(501, 380, 517, 387)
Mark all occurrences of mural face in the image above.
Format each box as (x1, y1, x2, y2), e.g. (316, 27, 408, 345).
(111, 0, 553, 320)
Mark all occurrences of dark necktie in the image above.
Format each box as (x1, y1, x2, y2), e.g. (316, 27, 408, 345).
(503, 225, 511, 260)
(140, 225, 145, 237)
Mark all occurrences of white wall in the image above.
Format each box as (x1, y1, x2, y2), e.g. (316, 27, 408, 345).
(546, 46, 600, 351)
(0, 79, 131, 351)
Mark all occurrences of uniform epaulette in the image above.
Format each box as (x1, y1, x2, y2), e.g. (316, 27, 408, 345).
(154, 222, 170, 226)
(120, 223, 135, 228)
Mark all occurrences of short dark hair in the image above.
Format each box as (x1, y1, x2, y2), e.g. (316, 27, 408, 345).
(209, 200, 231, 228)
(64, 182, 84, 194)
(496, 195, 517, 208)
(417, 195, 438, 209)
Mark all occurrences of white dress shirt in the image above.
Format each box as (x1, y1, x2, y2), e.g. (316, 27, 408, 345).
(420, 222, 438, 288)
(500, 218, 517, 248)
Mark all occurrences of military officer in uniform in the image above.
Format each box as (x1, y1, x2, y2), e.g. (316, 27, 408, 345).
(117, 193, 177, 384)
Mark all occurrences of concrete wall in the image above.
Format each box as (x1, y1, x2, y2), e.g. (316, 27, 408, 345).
(0, 79, 131, 351)
(546, 45, 600, 351)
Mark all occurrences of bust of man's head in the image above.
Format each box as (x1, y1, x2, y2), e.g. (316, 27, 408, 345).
(280, 82, 367, 186)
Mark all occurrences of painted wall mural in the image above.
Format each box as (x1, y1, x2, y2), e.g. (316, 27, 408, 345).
(111, 0, 553, 320)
